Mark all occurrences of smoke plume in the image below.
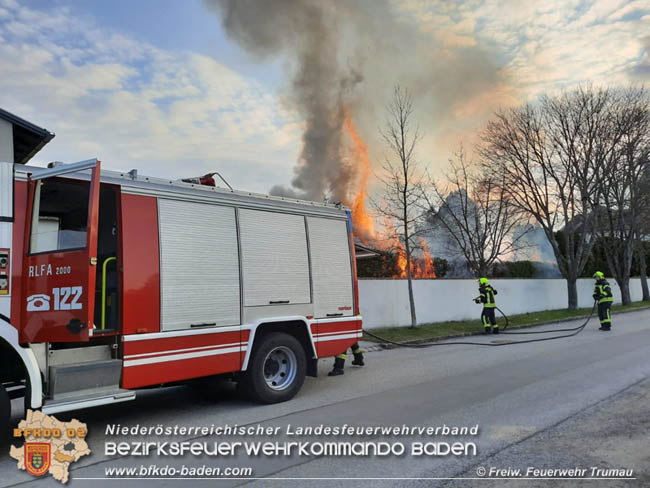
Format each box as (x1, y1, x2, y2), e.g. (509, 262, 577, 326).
(206, 0, 512, 202)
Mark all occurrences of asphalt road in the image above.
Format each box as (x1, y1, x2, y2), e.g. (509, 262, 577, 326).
(3, 308, 650, 487)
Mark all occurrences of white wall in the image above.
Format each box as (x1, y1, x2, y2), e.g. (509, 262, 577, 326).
(0, 118, 13, 164)
(358, 278, 649, 329)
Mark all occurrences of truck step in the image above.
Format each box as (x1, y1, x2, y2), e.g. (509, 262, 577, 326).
(42, 388, 135, 415)
(48, 344, 112, 366)
(49, 359, 121, 399)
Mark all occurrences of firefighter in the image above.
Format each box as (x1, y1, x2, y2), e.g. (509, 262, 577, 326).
(474, 277, 499, 334)
(328, 343, 364, 376)
(593, 271, 614, 331)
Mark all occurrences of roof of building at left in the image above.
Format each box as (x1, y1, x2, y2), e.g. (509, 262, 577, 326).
(0, 108, 54, 164)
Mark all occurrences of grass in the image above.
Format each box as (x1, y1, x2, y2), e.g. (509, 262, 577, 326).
(364, 300, 650, 344)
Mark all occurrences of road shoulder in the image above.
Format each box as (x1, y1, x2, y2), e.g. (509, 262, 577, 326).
(444, 377, 650, 487)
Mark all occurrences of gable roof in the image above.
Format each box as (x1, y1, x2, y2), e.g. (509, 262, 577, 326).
(0, 108, 55, 164)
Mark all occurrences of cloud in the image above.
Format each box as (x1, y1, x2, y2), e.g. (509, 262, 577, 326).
(631, 35, 650, 80)
(0, 0, 301, 193)
(399, 0, 650, 98)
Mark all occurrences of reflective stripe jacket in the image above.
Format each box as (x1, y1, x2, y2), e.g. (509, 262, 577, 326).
(593, 279, 614, 304)
(479, 284, 497, 308)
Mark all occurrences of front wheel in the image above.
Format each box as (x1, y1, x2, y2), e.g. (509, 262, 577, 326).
(241, 332, 306, 404)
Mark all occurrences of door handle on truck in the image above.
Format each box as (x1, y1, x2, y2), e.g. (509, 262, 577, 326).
(191, 322, 217, 328)
(269, 300, 290, 304)
(326, 313, 344, 317)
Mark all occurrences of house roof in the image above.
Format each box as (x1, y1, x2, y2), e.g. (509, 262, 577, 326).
(354, 241, 381, 259)
(0, 108, 55, 164)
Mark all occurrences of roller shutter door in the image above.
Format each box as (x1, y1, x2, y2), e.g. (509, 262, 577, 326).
(307, 217, 353, 317)
(158, 199, 240, 330)
(239, 209, 310, 306)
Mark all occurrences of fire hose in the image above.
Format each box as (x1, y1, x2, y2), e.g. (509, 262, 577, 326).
(362, 301, 598, 347)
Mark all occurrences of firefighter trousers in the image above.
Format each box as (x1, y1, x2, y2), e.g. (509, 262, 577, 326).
(598, 302, 612, 328)
(335, 342, 364, 361)
(481, 308, 497, 329)
(332, 343, 364, 372)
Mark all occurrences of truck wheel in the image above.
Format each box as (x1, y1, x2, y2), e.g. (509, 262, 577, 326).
(0, 384, 10, 437)
(242, 332, 306, 404)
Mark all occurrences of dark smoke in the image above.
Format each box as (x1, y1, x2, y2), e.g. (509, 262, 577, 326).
(206, 0, 511, 201)
(207, 0, 362, 201)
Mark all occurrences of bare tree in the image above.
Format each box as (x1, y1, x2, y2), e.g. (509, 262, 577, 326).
(425, 148, 530, 276)
(374, 85, 426, 328)
(637, 165, 650, 301)
(481, 87, 622, 309)
(594, 88, 650, 304)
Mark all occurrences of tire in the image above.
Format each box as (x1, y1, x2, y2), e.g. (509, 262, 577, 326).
(0, 384, 11, 437)
(241, 332, 306, 404)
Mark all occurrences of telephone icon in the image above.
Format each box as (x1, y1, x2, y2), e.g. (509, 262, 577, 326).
(27, 294, 51, 312)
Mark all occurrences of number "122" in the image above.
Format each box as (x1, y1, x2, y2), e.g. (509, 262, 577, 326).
(53, 286, 82, 310)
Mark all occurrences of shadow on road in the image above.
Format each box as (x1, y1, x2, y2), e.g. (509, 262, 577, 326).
(2, 378, 246, 449)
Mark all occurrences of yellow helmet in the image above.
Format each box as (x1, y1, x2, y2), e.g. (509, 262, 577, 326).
(479, 277, 489, 285)
(593, 271, 604, 280)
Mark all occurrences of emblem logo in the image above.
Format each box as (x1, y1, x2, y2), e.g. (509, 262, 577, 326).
(11, 410, 91, 484)
(25, 443, 51, 476)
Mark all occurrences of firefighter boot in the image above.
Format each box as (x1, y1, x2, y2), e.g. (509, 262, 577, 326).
(492, 326, 499, 334)
(328, 356, 345, 376)
(352, 351, 365, 367)
(484, 327, 491, 335)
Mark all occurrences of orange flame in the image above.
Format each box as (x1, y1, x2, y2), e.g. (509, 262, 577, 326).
(417, 238, 437, 278)
(392, 238, 437, 279)
(343, 111, 375, 243)
(393, 241, 408, 278)
(342, 110, 435, 279)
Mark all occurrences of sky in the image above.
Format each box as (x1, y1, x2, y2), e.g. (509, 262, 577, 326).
(0, 0, 648, 195)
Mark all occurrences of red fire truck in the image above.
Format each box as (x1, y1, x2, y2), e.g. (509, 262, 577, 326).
(0, 110, 362, 431)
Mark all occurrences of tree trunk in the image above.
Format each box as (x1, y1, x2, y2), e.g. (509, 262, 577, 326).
(617, 278, 632, 306)
(639, 244, 650, 302)
(566, 277, 578, 310)
(404, 228, 417, 328)
(407, 275, 417, 328)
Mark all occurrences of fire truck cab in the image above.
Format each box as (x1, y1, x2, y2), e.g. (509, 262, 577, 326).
(0, 109, 362, 431)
